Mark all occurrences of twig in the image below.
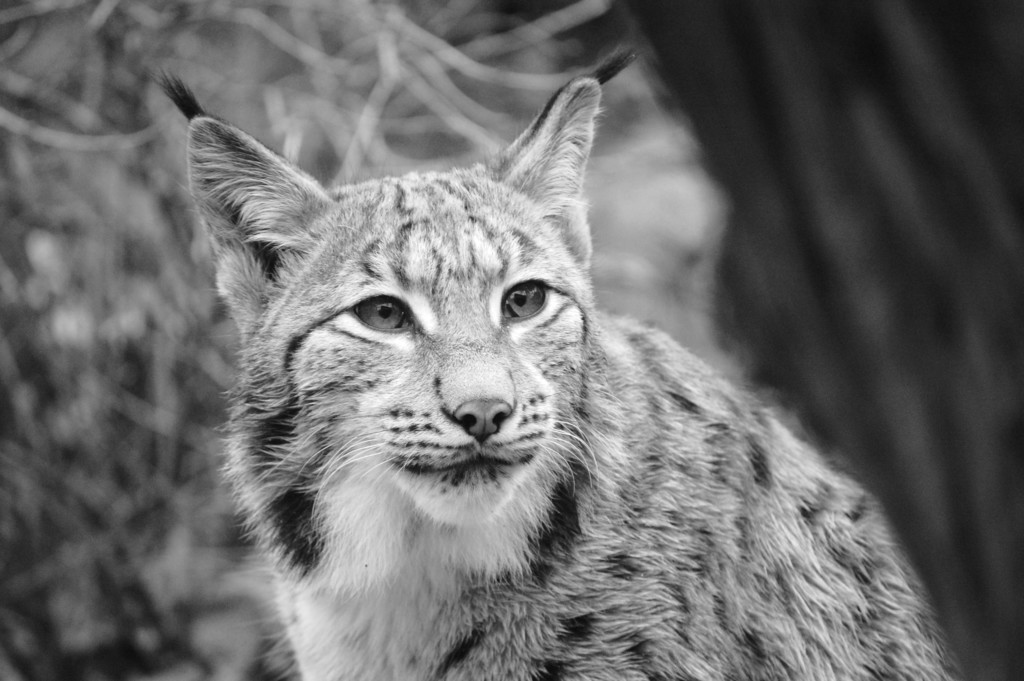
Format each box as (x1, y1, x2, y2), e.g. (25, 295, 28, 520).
(219, 6, 354, 74)
(87, 0, 122, 31)
(0, 321, 27, 420)
(401, 66, 503, 154)
(0, 0, 88, 25)
(121, 1, 168, 29)
(459, 0, 613, 59)
(288, 1, 327, 54)
(0, 106, 156, 151)
(380, 113, 458, 133)
(87, 371, 217, 450)
(407, 44, 508, 126)
(0, 69, 105, 131)
(304, 98, 356, 177)
(394, 12, 573, 90)
(0, 22, 34, 61)
(423, 0, 480, 35)
(338, 24, 401, 181)
(264, 87, 306, 164)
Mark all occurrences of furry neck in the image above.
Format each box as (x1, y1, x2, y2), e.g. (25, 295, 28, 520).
(298, 456, 573, 598)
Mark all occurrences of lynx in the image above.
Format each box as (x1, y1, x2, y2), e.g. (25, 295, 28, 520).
(163, 54, 956, 680)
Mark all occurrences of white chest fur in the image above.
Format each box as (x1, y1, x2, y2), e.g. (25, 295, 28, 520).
(280, 564, 459, 681)
(277, 473, 557, 680)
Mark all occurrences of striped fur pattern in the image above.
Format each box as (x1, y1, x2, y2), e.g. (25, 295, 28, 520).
(163, 55, 957, 680)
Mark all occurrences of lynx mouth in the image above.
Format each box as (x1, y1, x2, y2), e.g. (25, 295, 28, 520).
(399, 452, 534, 478)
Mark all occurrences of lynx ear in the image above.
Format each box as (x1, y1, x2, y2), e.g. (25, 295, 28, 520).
(489, 52, 636, 265)
(160, 75, 329, 332)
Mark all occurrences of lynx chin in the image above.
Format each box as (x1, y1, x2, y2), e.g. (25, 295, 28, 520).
(163, 53, 957, 680)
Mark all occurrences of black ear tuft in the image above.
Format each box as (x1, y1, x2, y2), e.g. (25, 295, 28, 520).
(589, 49, 638, 85)
(158, 72, 206, 120)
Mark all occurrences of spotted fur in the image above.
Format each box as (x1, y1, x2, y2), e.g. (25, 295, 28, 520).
(163, 54, 957, 680)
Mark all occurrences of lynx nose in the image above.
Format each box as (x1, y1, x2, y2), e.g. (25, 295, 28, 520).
(454, 399, 512, 442)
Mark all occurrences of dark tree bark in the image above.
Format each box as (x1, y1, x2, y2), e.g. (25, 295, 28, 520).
(625, 2, 1024, 679)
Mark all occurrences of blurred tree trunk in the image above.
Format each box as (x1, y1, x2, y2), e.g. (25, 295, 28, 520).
(625, 2, 1024, 679)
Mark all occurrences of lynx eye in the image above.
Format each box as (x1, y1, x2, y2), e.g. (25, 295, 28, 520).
(503, 281, 548, 320)
(353, 295, 412, 331)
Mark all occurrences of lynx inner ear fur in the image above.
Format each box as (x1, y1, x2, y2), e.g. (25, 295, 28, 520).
(489, 52, 636, 265)
(160, 75, 330, 333)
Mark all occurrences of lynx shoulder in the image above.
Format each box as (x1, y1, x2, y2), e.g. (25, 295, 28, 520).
(163, 54, 957, 680)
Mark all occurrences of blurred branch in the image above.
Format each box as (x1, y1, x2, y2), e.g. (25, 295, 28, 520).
(86, 0, 121, 31)
(0, 22, 33, 61)
(395, 11, 574, 90)
(408, 46, 509, 125)
(338, 22, 401, 181)
(263, 88, 303, 163)
(401, 65, 503, 154)
(88, 374, 216, 452)
(423, 0, 480, 35)
(459, 0, 612, 59)
(219, 6, 356, 74)
(0, 0, 87, 25)
(120, 1, 167, 30)
(0, 327, 24, 398)
(0, 106, 156, 151)
(0, 70, 105, 131)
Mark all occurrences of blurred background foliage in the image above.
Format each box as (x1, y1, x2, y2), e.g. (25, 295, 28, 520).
(0, 1, 722, 678)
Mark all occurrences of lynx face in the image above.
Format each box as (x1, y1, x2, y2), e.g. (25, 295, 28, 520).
(290, 172, 590, 528)
(161, 55, 632, 591)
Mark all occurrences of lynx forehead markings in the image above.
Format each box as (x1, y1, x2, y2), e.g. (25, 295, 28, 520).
(163, 49, 957, 681)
